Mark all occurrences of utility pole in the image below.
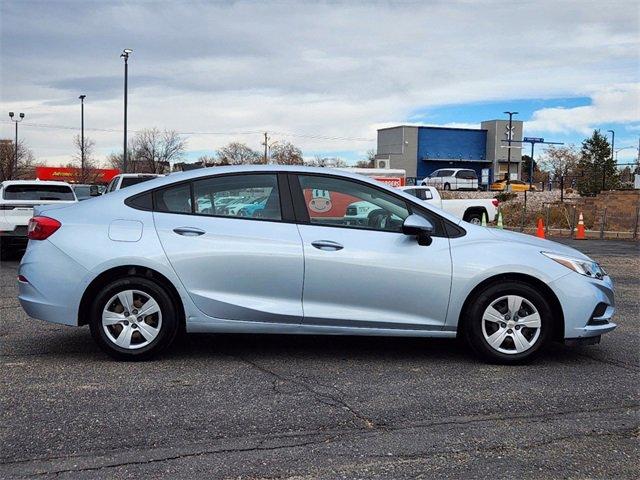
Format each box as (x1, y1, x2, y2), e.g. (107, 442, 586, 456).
(79, 95, 86, 176)
(605, 130, 614, 191)
(503, 111, 518, 188)
(121, 48, 133, 173)
(8, 112, 25, 179)
(262, 132, 270, 163)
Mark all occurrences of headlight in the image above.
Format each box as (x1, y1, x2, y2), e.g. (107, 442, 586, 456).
(541, 252, 606, 279)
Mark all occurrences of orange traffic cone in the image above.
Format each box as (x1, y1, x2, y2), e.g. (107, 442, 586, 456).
(576, 212, 586, 240)
(536, 218, 545, 239)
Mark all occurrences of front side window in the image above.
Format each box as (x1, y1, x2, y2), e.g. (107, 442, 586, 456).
(297, 175, 409, 232)
(439, 170, 454, 177)
(193, 174, 281, 220)
(3, 184, 75, 201)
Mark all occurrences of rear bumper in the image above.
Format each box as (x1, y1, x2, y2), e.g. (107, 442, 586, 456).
(18, 240, 88, 326)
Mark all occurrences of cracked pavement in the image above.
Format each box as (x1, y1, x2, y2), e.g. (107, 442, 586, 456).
(0, 239, 638, 479)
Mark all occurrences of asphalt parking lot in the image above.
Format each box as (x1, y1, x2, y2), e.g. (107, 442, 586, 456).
(1, 239, 638, 479)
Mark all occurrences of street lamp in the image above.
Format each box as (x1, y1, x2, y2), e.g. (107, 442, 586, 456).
(605, 130, 615, 190)
(8, 112, 25, 179)
(79, 95, 86, 173)
(120, 48, 133, 173)
(503, 111, 518, 188)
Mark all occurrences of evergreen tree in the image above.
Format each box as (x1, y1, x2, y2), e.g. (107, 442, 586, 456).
(576, 130, 618, 195)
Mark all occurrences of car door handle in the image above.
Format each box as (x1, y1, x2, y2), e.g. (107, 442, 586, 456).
(311, 240, 344, 251)
(173, 227, 205, 236)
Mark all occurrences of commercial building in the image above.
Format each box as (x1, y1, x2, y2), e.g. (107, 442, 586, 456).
(375, 119, 524, 185)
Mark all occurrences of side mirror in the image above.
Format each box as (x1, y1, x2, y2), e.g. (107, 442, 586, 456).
(402, 214, 434, 246)
(89, 185, 100, 196)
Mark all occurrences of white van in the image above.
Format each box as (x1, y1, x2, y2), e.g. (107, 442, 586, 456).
(421, 168, 478, 191)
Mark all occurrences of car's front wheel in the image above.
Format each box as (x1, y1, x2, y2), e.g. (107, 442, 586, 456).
(463, 281, 552, 364)
(89, 276, 179, 360)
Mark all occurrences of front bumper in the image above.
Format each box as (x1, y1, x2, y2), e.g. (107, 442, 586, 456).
(549, 272, 616, 341)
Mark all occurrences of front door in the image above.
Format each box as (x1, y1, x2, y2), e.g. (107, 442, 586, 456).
(291, 174, 452, 331)
(153, 173, 304, 324)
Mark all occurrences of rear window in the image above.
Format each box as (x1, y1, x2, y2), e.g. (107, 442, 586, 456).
(120, 176, 157, 189)
(3, 184, 75, 201)
(455, 170, 477, 179)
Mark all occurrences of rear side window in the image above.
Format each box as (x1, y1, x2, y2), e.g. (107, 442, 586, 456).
(3, 184, 75, 201)
(120, 176, 157, 189)
(154, 184, 192, 214)
(455, 170, 477, 179)
(192, 174, 281, 220)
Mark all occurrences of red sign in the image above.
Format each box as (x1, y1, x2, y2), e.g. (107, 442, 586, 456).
(35, 167, 120, 183)
(373, 176, 405, 188)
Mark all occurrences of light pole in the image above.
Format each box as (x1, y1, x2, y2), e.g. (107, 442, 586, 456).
(8, 112, 25, 179)
(503, 111, 518, 188)
(121, 48, 133, 173)
(605, 130, 615, 190)
(614, 146, 634, 161)
(79, 95, 86, 174)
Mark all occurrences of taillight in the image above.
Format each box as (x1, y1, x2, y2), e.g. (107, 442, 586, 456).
(492, 199, 499, 207)
(27, 216, 61, 240)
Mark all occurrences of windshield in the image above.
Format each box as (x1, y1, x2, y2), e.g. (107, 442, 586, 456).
(3, 184, 75, 201)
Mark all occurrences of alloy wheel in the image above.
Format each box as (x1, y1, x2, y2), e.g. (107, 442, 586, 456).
(102, 289, 162, 349)
(481, 295, 541, 355)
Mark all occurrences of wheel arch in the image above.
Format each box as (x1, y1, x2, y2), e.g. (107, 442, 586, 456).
(78, 265, 186, 328)
(457, 273, 564, 341)
(462, 207, 488, 222)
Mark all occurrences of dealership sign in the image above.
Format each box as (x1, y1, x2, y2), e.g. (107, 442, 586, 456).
(35, 166, 120, 183)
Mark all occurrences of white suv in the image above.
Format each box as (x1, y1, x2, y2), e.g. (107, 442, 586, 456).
(421, 168, 478, 191)
(0, 180, 77, 249)
(105, 174, 163, 193)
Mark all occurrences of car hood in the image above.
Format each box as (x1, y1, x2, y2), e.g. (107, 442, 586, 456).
(484, 227, 592, 261)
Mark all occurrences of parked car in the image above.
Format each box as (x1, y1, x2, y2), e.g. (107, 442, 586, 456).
(72, 184, 101, 201)
(490, 179, 537, 192)
(0, 180, 77, 250)
(399, 186, 499, 225)
(421, 168, 478, 191)
(105, 174, 163, 193)
(18, 166, 615, 363)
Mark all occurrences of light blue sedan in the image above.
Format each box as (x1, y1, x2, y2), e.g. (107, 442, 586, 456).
(17, 166, 615, 362)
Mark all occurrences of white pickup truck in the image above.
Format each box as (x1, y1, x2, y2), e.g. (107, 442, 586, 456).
(0, 180, 77, 250)
(399, 185, 498, 224)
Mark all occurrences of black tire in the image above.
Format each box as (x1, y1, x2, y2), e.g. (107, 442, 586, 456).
(89, 276, 179, 361)
(443, 183, 451, 191)
(462, 281, 553, 364)
(464, 211, 484, 225)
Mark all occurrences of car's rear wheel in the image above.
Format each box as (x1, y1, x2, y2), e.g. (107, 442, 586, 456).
(443, 183, 451, 190)
(89, 276, 179, 360)
(463, 281, 552, 364)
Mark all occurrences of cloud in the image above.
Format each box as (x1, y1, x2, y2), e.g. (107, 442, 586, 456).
(526, 84, 640, 135)
(0, 0, 638, 165)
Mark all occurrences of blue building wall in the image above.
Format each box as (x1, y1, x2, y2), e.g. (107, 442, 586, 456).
(416, 127, 489, 179)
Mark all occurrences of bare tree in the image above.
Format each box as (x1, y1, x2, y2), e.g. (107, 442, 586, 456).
(270, 141, 303, 165)
(355, 149, 376, 168)
(72, 134, 102, 183)
(133, 129, 187, 174)
(308, 156, 348, 168)
(216, 142, 262, 165)
(0, 139, 37, 181)
(540, 145, 580, 179)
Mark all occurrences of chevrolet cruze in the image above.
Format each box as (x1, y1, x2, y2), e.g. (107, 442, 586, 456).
(17, 166, 616, 363)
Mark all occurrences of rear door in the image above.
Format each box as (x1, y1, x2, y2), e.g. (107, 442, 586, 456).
(152, 173, 304, 324)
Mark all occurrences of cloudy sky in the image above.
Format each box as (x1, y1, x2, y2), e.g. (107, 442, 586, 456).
(1, 0, 639, 167)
